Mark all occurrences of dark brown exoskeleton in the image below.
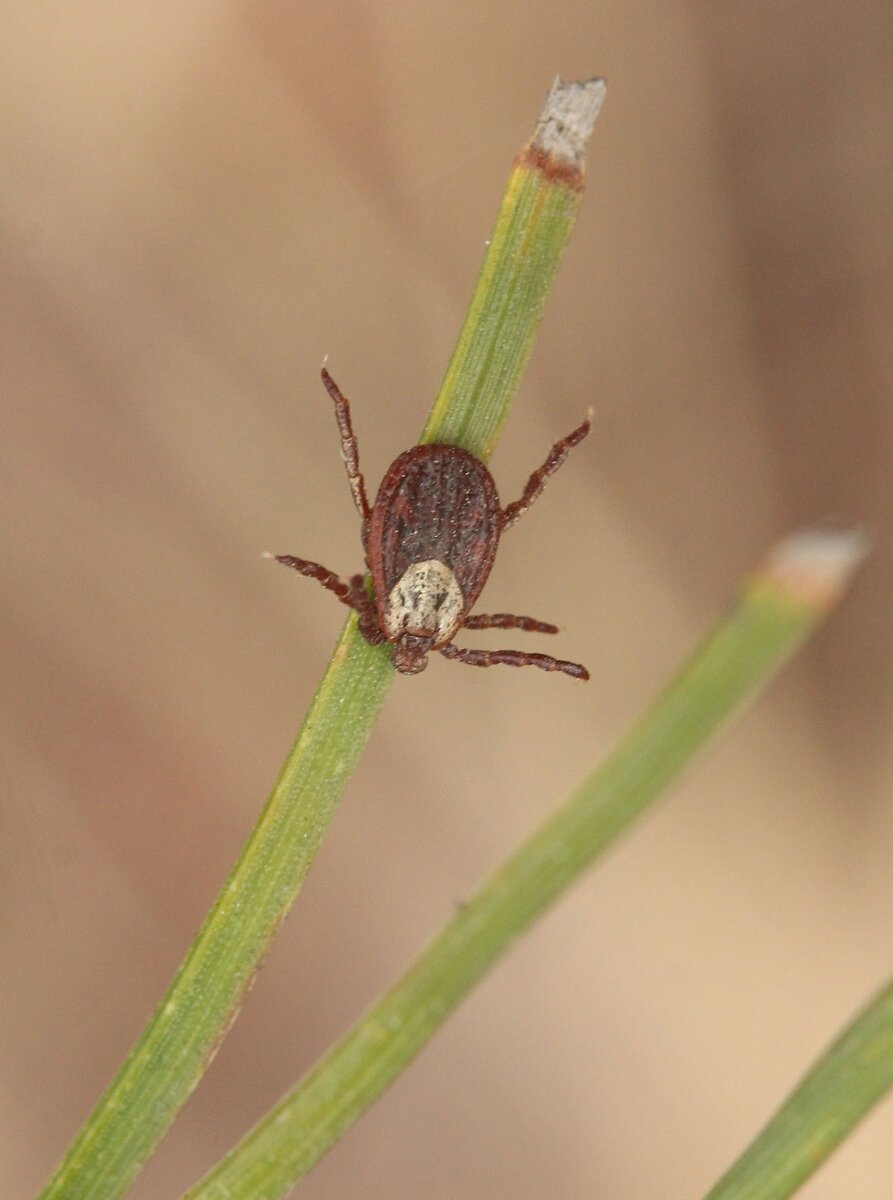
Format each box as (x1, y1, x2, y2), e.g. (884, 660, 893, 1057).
(270, 368, 590, 680)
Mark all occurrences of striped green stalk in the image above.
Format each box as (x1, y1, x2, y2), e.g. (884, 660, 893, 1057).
(37, 77, 606, 1200)
(181, 531, 867, 1200)
(703, 975, 893, 1200)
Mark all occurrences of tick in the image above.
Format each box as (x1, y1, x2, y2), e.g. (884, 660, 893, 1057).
(269, 368, 591, 680)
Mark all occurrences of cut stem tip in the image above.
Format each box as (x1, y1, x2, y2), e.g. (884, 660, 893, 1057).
(758, 527, 870, 611)
(531, 77, 607, 169)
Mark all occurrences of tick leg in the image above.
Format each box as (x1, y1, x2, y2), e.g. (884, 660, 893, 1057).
(270, 554, 358, 611)
(501, 416, 591, 531)
(349, 573, 385, 645)
(438, 643, 589, 681)
(463, 613, 559, 634)
(321, 366, 372, 528)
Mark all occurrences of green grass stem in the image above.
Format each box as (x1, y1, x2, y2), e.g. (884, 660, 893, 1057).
(180, 530, 867, 1200)
(36, 77, 606, 1200)
(423, 77, 606, 455)
(703, 976, 893, 1200)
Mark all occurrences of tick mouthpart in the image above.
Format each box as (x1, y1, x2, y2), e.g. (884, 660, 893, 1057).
(393, 633, 431, 675)
(401, 622, 437, 639)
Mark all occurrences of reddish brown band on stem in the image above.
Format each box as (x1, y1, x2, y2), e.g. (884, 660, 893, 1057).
(514, 143, 587, 190)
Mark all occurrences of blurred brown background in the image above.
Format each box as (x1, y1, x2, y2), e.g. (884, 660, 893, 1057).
(3, 3, 892, 1197)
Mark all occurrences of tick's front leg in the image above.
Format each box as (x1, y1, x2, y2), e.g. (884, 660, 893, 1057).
(349, 574, 385, 644)
(438, 642, 589, 680)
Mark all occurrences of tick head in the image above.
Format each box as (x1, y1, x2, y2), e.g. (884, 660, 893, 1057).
(393, 633, 431, 675)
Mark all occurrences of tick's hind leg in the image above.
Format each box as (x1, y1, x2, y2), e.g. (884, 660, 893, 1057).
(268, 553, 358, 610)
(463, 613, 559, 635)
(501, 416, 591, 531)
(438, 642, 589, 681)
(320, 366, 372, 531)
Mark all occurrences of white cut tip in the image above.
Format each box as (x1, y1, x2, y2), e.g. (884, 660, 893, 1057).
(533, 77, 607, 165)
(761, 527, 870, 609)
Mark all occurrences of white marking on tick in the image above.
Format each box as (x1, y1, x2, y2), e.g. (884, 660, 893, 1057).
(383, 560, 464, 644)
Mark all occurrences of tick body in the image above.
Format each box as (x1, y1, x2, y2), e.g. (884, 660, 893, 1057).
(272, 368, 590, 680)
